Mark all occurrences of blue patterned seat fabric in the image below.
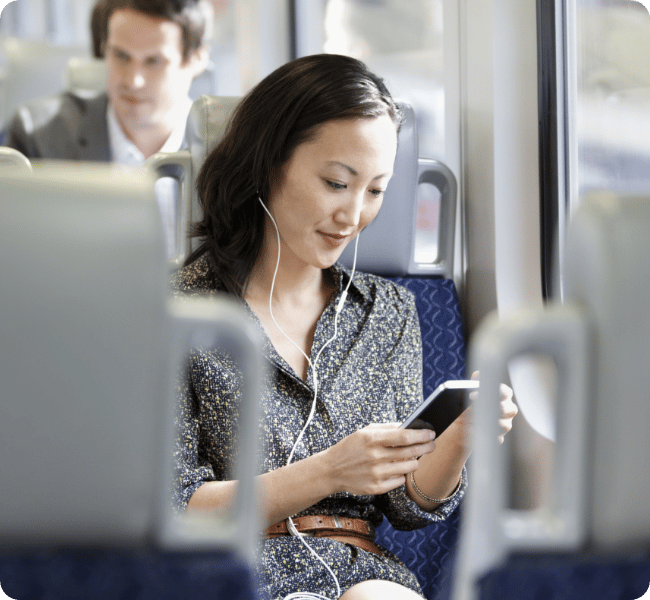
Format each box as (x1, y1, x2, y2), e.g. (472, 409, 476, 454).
(477, 553, 650, 600)
(0, 550, 258, 600)
(379, 276, 467, 600)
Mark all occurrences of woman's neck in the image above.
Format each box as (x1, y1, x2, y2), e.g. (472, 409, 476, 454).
(246, 234, 331, 305)
(245, 255, 335, 381)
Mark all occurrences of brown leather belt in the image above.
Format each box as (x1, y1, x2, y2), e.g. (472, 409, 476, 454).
(264, 515, 383, 557)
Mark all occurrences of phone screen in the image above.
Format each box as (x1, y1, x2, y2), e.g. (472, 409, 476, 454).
(400, 380, 478, 435)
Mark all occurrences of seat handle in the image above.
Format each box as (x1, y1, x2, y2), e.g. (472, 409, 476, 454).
(413, 158, 457, 278)
(145, 151, 193, 268)
(454, 305, 593, 600)
(0, 147, 32, 173)
(156, 296, 265, 563)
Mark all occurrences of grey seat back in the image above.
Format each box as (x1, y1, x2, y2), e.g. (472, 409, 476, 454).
(0, 37, 89, 128)
(66, 57, 107, 92)
(458, 191, 650, 599)
(145, 96, 239, 267)
(338, 102, 457, 277)
(65, 56, 217, 98)
(0, 163, 263, 561)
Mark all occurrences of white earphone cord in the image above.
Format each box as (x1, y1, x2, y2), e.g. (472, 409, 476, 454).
(257, 197, 359, 600)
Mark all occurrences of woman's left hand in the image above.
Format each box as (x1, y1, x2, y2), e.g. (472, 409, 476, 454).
(469, 370, 518, 444)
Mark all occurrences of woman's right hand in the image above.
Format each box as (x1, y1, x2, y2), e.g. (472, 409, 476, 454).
(320, 423, 437, 496)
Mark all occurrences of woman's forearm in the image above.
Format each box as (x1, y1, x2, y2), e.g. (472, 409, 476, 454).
(186, 422, 443, 522)
(405, 421, 470, 510)
(186, 449, 336, 528)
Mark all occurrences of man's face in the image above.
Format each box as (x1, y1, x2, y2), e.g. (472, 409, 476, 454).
(105, 8, 205, 134)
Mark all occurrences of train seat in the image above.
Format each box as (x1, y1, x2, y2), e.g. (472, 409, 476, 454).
(145, 95, 239, 267)
(66, 56, 107, 92)
(149, 94, 464, 599)
(0, 37, 89, 129)
(147, 94, 457, 279)
(456, 191, 650, 600)
(0, 163, 264, 600)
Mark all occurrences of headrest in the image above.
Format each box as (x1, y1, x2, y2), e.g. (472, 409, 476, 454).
(1, 37, 87, 128)
(338, 102, 456, 277)
(185, 95, 240, 176)
(64, 57, 217, 98)
(0, 164, 167, 547)
(66, 57, 107, 92)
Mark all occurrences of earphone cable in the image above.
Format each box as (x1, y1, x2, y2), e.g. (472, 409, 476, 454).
(258, 198, 361, 599)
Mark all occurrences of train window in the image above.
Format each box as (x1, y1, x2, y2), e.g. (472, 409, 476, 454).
(572, 0, 650, 203)
(542, 0, 650, 299)
(321, 0, 446, 160)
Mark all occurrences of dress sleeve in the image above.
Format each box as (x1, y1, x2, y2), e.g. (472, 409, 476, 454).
(171, 359, 217, 511)
(375, 283, 467, 529)
(169, 259, 239, 511)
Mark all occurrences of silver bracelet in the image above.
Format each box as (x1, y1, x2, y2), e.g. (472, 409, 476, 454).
(409, 470, 462, 505)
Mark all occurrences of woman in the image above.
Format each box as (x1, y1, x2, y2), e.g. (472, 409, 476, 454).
(171, 54, 517, 600)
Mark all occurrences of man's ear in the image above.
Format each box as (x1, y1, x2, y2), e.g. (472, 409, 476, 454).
(189, 47, 210, 78)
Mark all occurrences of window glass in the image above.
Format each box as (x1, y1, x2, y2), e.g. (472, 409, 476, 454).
(572, 0, 650, 208)
(324, 0, 445, 159)
(207, 0, 241, 95)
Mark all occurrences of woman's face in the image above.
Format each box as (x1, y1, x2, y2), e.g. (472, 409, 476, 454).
(265, 114, 398, 272)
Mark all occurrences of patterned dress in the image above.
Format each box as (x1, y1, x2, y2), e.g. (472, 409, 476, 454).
(171, 255, 466, 600)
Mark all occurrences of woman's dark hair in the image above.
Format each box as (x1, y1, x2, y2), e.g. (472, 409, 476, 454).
(91, 0, 212, 62)
(187, 53, 403, 298)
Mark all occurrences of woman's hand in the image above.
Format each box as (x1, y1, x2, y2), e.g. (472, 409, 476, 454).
(320, 423, 437, 496)
(496, 384, 518, 444)
(469, 370, 518, 443)
(191, 423, 436, 526)
(442, 371, 518, 450)
(467, 370, 518, 444)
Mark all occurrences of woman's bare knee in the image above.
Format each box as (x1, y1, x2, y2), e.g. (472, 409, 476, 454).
(340, 580, 422, 600)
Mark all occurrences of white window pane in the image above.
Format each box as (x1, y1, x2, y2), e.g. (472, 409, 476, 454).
(573, 0, 650, 205)
(323, 0, 445, 160)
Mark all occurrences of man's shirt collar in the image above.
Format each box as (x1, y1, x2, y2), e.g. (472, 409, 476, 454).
(107, 98, 192, 166)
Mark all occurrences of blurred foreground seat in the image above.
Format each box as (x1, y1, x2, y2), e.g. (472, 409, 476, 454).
(0, 146, 31, 172)
(456, 191, 650, 600)
(0, 162, 264, 599)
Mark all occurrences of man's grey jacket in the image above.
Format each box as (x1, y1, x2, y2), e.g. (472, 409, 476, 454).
(4, 91, 111, 161)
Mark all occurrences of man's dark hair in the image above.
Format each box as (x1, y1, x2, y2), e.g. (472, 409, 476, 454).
(91, 0, 212, 62)
(187, 53, 403, 298)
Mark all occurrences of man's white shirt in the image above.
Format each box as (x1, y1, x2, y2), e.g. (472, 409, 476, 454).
(107, 99, 192, 259)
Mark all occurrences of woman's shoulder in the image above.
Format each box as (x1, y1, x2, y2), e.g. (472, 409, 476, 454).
(351, 270, 415, 301)
(170, 254, 221, 298)
(343, 268, 416, 315)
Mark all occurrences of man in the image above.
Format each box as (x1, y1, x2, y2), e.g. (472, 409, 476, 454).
(4, 0, 211, 163)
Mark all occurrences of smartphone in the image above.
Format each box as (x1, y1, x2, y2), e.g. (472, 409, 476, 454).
(400, 379, 479, 435)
